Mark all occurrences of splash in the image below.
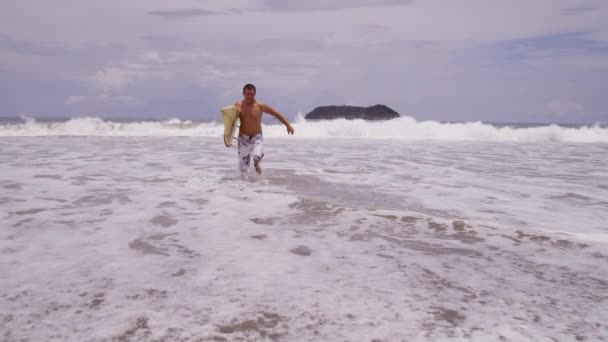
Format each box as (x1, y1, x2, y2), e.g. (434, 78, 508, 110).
(1, 115, 607, 143)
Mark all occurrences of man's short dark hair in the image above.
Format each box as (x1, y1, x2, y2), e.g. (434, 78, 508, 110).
(243, 83, 256, 93)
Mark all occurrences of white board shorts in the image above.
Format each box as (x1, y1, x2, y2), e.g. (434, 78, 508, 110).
(237, 133, 264, 172)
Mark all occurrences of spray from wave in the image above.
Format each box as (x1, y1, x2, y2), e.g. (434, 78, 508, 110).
(1, 115, 607, 143)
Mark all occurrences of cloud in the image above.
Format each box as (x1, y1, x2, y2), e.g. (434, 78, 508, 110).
(560, 5, 597, 15)
(92, 66, 136, 93)
(59, 50, 219, 115)
(148, 8, 219, 19)
(0, 34, 71, 57)
(519, 32, 608, 55)
(147, 1, 408, 20)
(227, 8, 243, 15)
(464, 31, 608, 70)
(256, 0, 408, 12)
(2, 0, 608, 122)
(66, 94, 140, 107)
(141, 51, 162, 63)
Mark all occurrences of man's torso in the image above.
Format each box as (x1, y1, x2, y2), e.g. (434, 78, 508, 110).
(237, 101, 264, 136)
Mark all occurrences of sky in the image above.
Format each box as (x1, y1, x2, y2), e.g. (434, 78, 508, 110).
(1, 0, 608, 123)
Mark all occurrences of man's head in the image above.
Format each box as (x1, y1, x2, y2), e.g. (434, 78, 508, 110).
(242, 83, 256, 103)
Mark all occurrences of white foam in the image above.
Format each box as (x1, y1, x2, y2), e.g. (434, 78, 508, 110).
(1, 115, 607, 143)
(1, 136, 607, 341)
(0, 117, 219, 137)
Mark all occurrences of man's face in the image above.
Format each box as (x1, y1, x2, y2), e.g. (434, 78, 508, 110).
(243, 88, 256, 103)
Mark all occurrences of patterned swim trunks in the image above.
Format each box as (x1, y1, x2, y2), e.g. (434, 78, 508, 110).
(237, 133, 264, 173)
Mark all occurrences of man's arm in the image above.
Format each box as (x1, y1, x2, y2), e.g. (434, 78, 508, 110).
(261, 103, 294, 135)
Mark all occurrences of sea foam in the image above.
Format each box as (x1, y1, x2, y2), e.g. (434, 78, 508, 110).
(1, 115, 606, 143)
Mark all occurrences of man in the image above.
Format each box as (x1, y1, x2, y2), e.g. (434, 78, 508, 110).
(235, 83, 294, 174)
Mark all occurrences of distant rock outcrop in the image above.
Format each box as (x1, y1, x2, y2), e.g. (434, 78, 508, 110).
(304, 105, 400, 120)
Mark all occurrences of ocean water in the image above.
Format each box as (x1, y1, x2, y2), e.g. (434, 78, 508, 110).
(1, 116, 607, 341)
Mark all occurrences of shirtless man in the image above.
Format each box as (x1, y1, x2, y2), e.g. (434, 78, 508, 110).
(235, 83, 294, 174)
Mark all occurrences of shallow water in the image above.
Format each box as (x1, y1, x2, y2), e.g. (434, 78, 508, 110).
(1, 136, 607, 341)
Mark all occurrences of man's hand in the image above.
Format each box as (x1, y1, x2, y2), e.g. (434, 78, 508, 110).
(286, 124, 295, 135)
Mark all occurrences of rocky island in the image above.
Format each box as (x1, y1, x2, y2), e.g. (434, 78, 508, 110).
(304, 105, 400, 120)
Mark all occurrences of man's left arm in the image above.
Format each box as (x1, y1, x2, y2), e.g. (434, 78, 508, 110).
(261, 103, 294, 135)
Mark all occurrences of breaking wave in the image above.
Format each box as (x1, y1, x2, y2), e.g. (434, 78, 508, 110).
(1, 115, 607, 143)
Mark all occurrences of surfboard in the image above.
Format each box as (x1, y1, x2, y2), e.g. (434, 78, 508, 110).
(220, 105, 240, 147)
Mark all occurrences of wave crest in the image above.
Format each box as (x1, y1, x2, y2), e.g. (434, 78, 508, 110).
(1, 116, 606, 143)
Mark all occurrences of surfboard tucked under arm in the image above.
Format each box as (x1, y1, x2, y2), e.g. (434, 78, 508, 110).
(220, 105, 240, 147)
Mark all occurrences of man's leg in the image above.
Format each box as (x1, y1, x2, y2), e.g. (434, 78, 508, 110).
(251, 134, 264, 174)
(239, 154, 250, 173)
(238, 136, 252, 173)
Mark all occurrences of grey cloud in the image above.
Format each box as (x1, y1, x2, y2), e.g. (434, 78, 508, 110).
(0, 34, 135, 66)
(0, 69, 77, 117)
(485, 32, 608, 65)
(148, 8, 218, 19)
(560, 5, 597, 15)
(70, 84, 226, 120)
(2, 1, 607, 123)
(227, 8, 243, 15)
(138, 35, 203, 51)
(252, 37, 325, 51)
(390, 39, 448, 50)
(0, 34, 71, 57)
(361, 23, 388, 31)
(257, 0, 408, 12)
(139, 35, 186, 48)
